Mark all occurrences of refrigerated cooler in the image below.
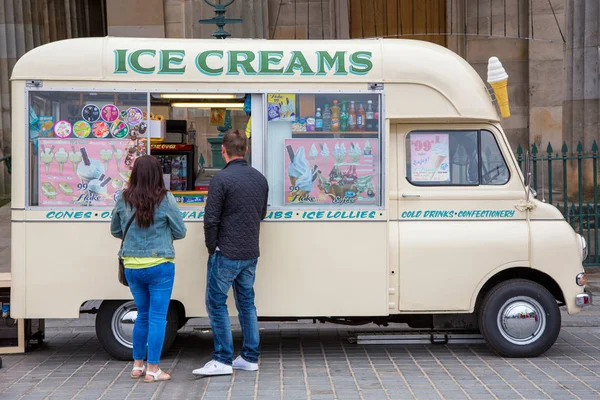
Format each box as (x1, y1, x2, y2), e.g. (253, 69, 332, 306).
(150, 144, 195, 191)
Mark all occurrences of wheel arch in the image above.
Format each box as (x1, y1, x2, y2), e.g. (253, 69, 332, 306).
(473, 267, 565, 314)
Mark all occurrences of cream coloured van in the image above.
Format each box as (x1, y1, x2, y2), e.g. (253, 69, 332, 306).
(9, 37, 590, 359)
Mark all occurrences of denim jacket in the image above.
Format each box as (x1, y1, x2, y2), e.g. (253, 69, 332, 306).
(111, 192, 186, 258)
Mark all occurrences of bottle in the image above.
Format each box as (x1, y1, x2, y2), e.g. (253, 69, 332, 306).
(330, 100, 340, 132)
(348, 101, 357, 131)
(322, 104, 332, 131)
(315, 107, 323, 131)
(357, 101, 366, 131)
(374, 100, 379, 128)
(366, 100, 375, 131)
(340, 101, 348, 132)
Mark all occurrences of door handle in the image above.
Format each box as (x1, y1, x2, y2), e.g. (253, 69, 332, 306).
(401, 193, 421, 198)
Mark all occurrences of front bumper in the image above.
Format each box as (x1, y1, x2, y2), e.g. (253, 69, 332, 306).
(576, 288, 593, 307)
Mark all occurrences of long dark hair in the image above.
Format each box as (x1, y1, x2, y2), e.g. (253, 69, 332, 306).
(122, 155, 167, 228)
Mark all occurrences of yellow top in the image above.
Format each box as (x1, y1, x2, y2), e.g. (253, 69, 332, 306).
(122, 257, 173, 269)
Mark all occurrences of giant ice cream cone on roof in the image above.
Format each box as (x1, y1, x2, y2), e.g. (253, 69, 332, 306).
(487, 57, 511, 118)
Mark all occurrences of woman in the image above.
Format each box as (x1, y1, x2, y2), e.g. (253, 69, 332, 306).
(111, 155, 186, 383)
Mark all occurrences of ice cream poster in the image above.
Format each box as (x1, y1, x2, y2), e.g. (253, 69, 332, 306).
(38, 138, 133, 207)
(268, 94, 296, 122)
(409, 133, 450, 183)
(284, 139, 379, 205)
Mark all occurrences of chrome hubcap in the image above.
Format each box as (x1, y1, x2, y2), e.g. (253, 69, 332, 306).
(497, 296, 546, 345)
(111, 301, 137, 348)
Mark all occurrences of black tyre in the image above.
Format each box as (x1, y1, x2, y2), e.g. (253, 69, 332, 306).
(95, 300, 179, 361)
(478, 279, 561, 358)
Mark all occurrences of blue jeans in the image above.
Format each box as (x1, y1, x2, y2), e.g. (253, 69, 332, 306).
(125, 262, 175, 365)
(206, 252, 260, 365)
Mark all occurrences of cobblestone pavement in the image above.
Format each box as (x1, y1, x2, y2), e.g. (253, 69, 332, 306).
(4, 323, 600, 400)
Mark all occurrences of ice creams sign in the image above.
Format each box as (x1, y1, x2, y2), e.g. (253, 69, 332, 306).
(113, 49, 373, 77)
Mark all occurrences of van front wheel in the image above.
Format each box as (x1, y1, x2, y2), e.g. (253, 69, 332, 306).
(95, 300, 179, 361)
(479, 279, 560, 358)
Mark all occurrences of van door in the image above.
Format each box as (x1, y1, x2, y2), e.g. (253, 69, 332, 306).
(395, 124, 529, 312)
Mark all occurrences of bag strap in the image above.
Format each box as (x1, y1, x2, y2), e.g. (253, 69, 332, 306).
(120, 212, 136, 250)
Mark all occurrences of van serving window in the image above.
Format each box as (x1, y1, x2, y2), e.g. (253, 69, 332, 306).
(27, 91, 148, 207)
(405, 130, 510, 186)
(265, 93, 383, 207)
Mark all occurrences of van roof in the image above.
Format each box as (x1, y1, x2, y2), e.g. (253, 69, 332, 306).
(11, 37, 499, 121)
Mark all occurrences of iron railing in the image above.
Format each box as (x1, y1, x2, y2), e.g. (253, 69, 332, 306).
(516, 141, 599, 267)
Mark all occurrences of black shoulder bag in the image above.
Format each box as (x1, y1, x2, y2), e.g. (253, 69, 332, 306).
(118, 213, 136, 287)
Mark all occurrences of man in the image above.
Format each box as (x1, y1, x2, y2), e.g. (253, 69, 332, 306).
(193, 130, 269, 376)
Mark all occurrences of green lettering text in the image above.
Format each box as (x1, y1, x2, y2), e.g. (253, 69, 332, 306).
(159, 50, 186, 74)
(349, 51, 373, 75)
(316, 51, 347, 75)
(114, 49, 128, 74)
(259, 51, 284, 74)
(227, 51, 257, 75)
(128, 50, 156, 74)
(196, 50, 224, 75)
(284, 51, 314, 75)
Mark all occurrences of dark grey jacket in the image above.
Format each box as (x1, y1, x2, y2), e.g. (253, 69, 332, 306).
(204, 159, 269, 260)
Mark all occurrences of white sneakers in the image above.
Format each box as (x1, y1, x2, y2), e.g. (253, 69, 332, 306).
(192, 357, 258, 376)
(192, 360, 232, 376)
(232, 356, 259, 371)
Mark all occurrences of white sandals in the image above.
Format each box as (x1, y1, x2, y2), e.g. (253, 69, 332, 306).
(130, 365, 146, 379)
(144, 368, 171, 383)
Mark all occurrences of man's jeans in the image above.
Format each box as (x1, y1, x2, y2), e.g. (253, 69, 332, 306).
(125, 262, 175, 365)
(206, 251, 260, 365)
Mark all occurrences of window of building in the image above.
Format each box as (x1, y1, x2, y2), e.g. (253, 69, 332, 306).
(405, 130, 509, 186)
(265, 93, 383, 207)
(28, 91, 148, 207)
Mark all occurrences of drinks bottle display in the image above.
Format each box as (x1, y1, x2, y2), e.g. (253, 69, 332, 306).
(322, 104, 332, 131)
(315, 107, 323, 131)
(366, 100, 375, 131)
(330, 100, 340, 132)
(340, 100, 348, 132)
(357, 101, 366, 131)
(349, 101, 357, 130)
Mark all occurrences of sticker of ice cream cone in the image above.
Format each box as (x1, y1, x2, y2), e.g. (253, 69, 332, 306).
(429, 142, 449, 180)
(364, 141, 373, 156)
(295, 165, 318, 200)
(77, 147, 105, 205)
(69, 146, 82, 174)
(40, 145, 55, 174)
(112, 145, 124, 172)
(309, 143, 318, 165)
(320, 143, 330, 163)
(333, 143, 347, 164)
(349, 143, 362, 163)
(487, 56, 510, 118)
(88, 175, 112, 204)
(286, 145, 310, 190)
(55, 147, 68, 175)
(100, 149, 113, 172)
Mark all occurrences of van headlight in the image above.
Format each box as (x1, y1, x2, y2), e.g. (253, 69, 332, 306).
(579, 234, 588, 261)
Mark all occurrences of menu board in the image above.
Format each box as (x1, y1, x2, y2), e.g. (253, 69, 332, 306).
(38, 138, 133, 207)
(409, 133, 450, 183)
(284, 139, 379, 205)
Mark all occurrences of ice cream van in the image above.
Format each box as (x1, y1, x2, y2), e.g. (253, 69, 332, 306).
(9, 37, 590, 359)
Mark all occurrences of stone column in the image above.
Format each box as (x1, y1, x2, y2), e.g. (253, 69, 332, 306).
(564, 0, 599, 198)
(106, 0, 166, 38)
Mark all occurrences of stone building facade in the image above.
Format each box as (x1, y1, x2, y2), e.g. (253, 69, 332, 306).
(0, 0, 595, 198)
